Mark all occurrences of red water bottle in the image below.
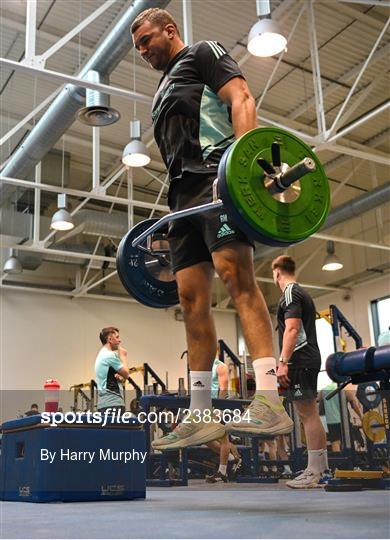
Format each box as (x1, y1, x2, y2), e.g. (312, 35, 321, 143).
(44, 379, 60, 412)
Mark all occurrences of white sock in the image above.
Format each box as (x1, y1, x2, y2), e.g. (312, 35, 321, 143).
(321, 449, 329, 472)
(189, 371, 212, 412)
(283, 465, 292, 474)
(252, 357, 282, 407)
(307, 449, 327, 474)
(218, 464, 227, 475)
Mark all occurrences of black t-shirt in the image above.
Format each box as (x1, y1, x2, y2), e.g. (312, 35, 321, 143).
(277, 282, 321, 369)
(152, 41, 244, 183)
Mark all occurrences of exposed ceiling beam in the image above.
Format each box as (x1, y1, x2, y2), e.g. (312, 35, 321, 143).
(320, 142, 390, 167)
(0, 176, 169, 212)
(323, 129, 389, 173)
(0, 57, 153, 104)
(335, 2, 390, 24)
(288, 43, 389, 120)
(313, 232, 389, 251)
(0, 242, 116, 264)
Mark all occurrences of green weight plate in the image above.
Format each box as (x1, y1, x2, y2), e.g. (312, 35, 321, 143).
(223, 127, 330, 244)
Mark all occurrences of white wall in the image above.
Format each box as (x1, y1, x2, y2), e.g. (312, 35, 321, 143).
(0, 289, 237, 392)
(1, 275, 388, 413)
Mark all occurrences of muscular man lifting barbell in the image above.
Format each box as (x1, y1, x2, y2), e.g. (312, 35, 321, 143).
(122, 8, 332, 449)
(126, 8, 298, 451)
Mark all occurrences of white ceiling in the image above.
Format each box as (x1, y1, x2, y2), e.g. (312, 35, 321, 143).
(0, 0, 389, 308)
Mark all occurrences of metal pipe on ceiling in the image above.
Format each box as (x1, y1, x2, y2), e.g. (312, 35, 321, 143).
(0, 0, 170, 202)
(324, 181, 390, 230)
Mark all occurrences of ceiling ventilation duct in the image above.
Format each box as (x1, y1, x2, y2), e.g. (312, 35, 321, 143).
(76, 70, 120, 126)
(0, 0, 171, 203)
(75, 209, 128, 238)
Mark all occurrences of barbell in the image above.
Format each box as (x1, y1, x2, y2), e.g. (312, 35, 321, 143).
(117, 127, 330, 308)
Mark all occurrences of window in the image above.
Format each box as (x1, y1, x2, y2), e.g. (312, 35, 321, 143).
(371, 295, 390, 345)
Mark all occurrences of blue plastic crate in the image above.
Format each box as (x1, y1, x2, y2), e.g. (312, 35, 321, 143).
(0, 414, 146, 502)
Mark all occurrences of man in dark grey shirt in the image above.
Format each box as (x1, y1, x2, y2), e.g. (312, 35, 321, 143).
(272, 255, 330, 488)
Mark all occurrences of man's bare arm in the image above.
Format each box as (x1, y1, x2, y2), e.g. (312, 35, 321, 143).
(218, 77, 257, 138)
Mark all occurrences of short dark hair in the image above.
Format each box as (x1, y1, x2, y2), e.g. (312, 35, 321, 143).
(272, 255, 296, 275)
(99, 326, 119, 345)
(30, 403, 38, 409)
(131, 8, 180, 36)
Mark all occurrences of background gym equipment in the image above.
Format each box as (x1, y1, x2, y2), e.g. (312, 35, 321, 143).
(319, 305, 365, 470)
(125, 362, 167, 414)
(356, 382, 382, 410)
(69, 380, 97, 412)
(116, 127, 330, 308)
(362, 410, 385, 443)
(326, 345, 390, 386)
(325, 345, 390, 491)
(0, 414, 145, 502)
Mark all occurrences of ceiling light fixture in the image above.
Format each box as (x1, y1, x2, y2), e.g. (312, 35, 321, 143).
(248, 0, 287, 57)
(3, 249, 22, 274)
(122, 119, 151, 167)
(322, 240, 343, 271)
(122, 50, 150, 168)
(50, 193, 74, 231)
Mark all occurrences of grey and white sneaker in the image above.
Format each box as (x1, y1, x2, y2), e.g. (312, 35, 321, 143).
(225, 397, 293, 436)
(152, 414, 225, 451)
(286, 469, 322, 489)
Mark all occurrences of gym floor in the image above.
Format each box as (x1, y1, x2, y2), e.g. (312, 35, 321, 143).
(1, 481, 388, 539)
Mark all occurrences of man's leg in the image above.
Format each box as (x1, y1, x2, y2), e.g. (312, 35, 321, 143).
(212, 242, 293, 435)
(266, 439, 278, 474)
(277, 435, 292, 477)
(328, 424, 342, 452)
(286, 399, 329, 488)
(206, 434, 231, 483)
(213, 242, 273, 359)
(177, 262, 216, 370)
(151, 262, 225, 450)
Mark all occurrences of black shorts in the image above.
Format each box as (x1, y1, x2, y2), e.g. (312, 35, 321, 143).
(167, 174, 253, 274)
(285, 366, 319, 401)
(327, 423, 342, 443)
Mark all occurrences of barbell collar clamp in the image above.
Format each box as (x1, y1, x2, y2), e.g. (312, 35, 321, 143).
(131, 198, 224, 248)
(266, 157, 316, 195)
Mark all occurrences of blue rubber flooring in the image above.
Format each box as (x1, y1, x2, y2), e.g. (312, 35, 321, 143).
(1, 482, 389, 539)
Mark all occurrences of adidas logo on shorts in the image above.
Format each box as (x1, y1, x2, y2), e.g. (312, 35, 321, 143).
(266, 368, 277, 376)
(193, 381, 205, 388)
(217, 224, 235, 238)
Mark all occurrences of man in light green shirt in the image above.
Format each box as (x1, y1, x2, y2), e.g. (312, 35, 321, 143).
(95, 326, 130, 413)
